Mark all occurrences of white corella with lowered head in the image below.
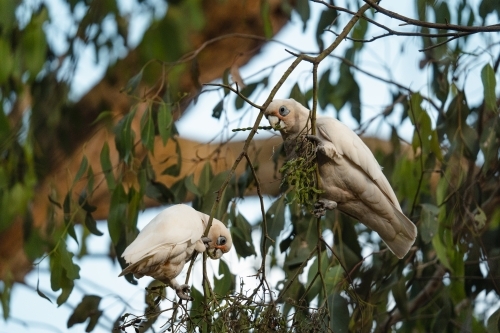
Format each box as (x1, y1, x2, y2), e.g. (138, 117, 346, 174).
(119, 204, 232, 300)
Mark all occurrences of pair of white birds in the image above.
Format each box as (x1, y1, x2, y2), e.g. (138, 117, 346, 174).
(119, 99, 417, 301)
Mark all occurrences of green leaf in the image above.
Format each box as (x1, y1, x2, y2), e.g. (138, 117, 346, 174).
(67, 295, 102, 332)
(260, 0, 273, 39)
(432, 233, 452, 272)
(316, 9, 338, 51)
(161, 138, 182, 177)
(50, 252, 63, 292)
(419, 203, 440, 243)
(289, 83, 307, 107)
(86, 167, 95, 197)
(108, 184, 127, 245)
(0, 38, 14, 85)
(190, 57, 201, 93)
(56, 275, 74, 306)
(145, 180, 175, 204)
(487, 307, 500, 333)
(36, 279, 52, 304)
(0, 1, 16, 34)
(73, 156, 88, 186)
(481, 63, 497, 113)
(351, 17, 368, 49)
(21, 8, 48, 79)
(230, 214, 256, 258)
(265, 196, 286, 247)
(328, 293, 349, 333)
(0, 279, 12, 319)
(184, 174, 201, 197)
(432, 298, 451, 333)
(157, 103, 172, 145)
(63, 193, 78, 245)
(296, 0, 310, 31)
(212, 99, 224, 119)
(121, 70, 143, 95)
(214, 260, 234, 296)
(85, 213, 103, 236)
(198, 162, 213, 195)
(235, 82, 259, 110)
(392, 278, 409, 319)
(100, 142, 116, 190)
(58, 241, 81, 280)
(324, 265, 344, 289)
(140, 108, 155, 152)
(90, 111, 114, 126)
(114, 107, 137, 164)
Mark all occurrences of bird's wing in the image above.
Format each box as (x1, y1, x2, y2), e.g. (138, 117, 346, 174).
(316, 117, 401, 209)
(122, 205, 205, 264)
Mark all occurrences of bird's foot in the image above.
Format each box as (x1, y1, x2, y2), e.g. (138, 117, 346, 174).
(305, 135, 328, 155)
(201, 236, 212, 249)
(305, 134, 323, 147)
(313, 199, 338, 218)
(174, 284, 193, 301)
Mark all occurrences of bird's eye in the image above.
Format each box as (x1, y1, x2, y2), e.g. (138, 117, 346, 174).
(217, 236, 226, 246)
(279, 105, 289, 116)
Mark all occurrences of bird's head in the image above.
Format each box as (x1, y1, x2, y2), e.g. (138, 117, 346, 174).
(205, 219, 233, 260)
(264, 99, 311, 137)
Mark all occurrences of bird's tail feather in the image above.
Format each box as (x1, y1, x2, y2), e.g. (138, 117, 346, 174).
(383, 208, 417, 259)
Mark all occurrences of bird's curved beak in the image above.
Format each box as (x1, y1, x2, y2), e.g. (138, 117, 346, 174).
(267, 115, 284, 130)
(207, 248, 223, 259)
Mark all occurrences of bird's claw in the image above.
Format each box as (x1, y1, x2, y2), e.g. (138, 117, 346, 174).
(305, 134, 323, 146)
(175, 284, 193, 301)
(313, 199, 337, 218)
(305, 135, 326, 155)
(201, 236, 212, 249)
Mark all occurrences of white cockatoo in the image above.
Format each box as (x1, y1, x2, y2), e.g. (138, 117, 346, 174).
(119, 204, 232, 300)
(264, 99, 417, 259)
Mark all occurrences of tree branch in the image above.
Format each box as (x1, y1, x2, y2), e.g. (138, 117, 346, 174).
(364, 0, 500, 32)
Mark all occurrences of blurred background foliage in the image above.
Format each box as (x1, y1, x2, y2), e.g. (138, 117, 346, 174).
(1, 0, 500, 332)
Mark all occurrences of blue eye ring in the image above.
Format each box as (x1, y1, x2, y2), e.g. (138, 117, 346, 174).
(279, 105, 289, 116)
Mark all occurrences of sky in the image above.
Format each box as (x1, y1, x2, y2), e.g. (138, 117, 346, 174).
(3, 0, 500, 332)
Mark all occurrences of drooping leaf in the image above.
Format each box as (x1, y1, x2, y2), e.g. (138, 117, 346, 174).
(420, 203, 440, 243)
(212, 99, 224, 119)
(57, 241, 81, 280)
(481, 63, 497, 113)
(114, 107, 137, 164)
(63, 193, 78, 245)
(296, 0, 310, 31)
(0, 37, 14, 85)
(487, 307, 500, 333)
(121, 70, 143, 95)
(235, 82, 259, 110)
(67, 295, 102, 332)
(328, 293, 349, 333)
(260, 0, 273, 39)
(36, 279, 52, 304)
(161, 138, 182, 177)
(230, 213, 256, 258)
(184, 174, 201, 197)
(316, 9, 338, 51)
(140, 108, 155, 153)
(73, 156, 88, 186)
(198, 162, 213, 195)
(108, 184, 127, 245)
(214, 260, 235, 296)
(145, 180, 175, 204)
(21, 8, 48, 80)
(157, 103, 172, 145)
(100, 142, 116, 190)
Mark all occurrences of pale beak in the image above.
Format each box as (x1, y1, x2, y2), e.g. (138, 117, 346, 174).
(267, 115, 284, 130)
